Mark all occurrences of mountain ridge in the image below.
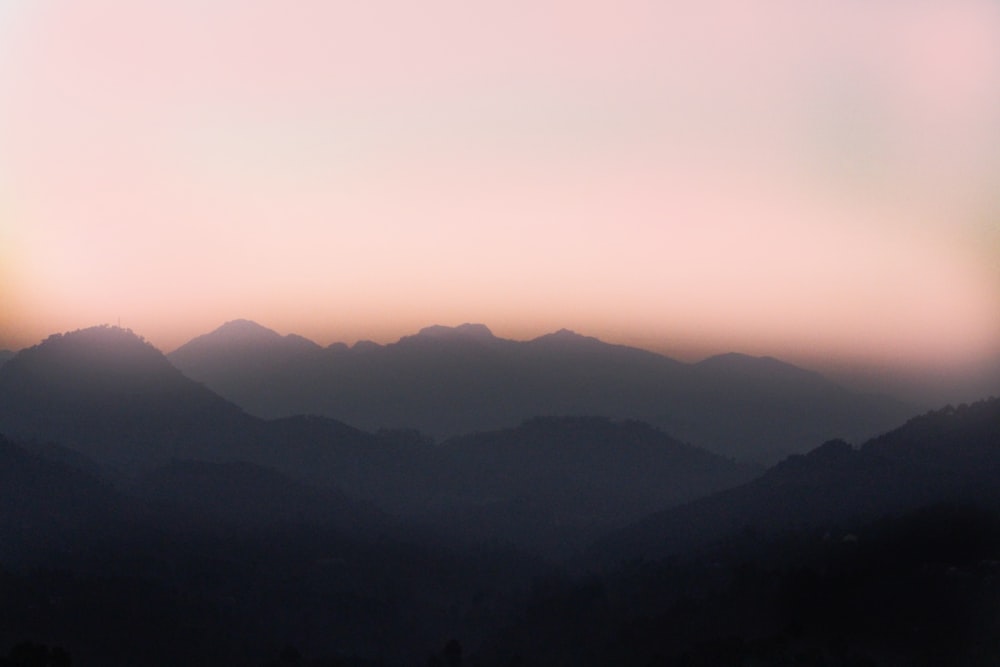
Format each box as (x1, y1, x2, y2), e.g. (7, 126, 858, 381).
(0, 325, 756, 558)
(592, 397, 1000, 565)
(0, 325, 379, 477)
(169, 319, 913, 462)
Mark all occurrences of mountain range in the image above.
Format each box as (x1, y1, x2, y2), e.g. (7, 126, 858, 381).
(168, 319, 913, 463)
(0, 325, 754, 556)
(490, 398, 1000, 666)
(0, 430, 541, 666)
(1, 323, 999, 664)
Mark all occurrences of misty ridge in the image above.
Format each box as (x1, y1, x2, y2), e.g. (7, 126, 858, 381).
(0, 323, 998, 666)
(166, 319, 915, 465)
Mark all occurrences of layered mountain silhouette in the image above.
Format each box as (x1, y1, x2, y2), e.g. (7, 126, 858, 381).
(0, 430, 386, 563)
(0, 326, 253, 470)
(594, 396, 1000, 565)
(415, 416, 756, 555)
(169, 320, 912, 462)
(0, 325, 753, 555)
(0, 432, 539, 666)
(2, 323, 998, 666)
(0, 325, 416, 499)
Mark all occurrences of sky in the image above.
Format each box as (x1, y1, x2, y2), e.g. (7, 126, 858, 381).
(1, 0, 999, 397)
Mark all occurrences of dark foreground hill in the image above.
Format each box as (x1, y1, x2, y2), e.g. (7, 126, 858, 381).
(479, 504, 1000, 667)
(0, 432, 546, 666)
(169, 320, 912, 463)
(473, 399, 1000, 666)
(593, 397, 1000, 565)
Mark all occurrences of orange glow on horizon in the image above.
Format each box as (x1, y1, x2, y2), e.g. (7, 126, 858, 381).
(0, 0, 998, 385)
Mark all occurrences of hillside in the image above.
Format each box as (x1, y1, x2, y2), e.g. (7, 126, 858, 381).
(594, 397, 1000, 565)
(420, 416, 757, 556)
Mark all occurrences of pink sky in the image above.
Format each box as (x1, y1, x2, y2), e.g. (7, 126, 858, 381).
(1, 0, 999, 382)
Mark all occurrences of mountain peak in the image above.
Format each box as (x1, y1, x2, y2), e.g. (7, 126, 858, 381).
(530, 328, 600, 345)
(10, 325, 165, 368)
(170, 321, 321, 359)
(0, 325, 185, 397)
(695, 352, 821, 381)
(212, 319, 283, 341)
(413, 323, 496, 341)
(698, 352, 780, 367)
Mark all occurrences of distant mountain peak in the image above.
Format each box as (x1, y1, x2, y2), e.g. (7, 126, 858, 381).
(13, 325, 165, 368)
(169, 320, 321, 357)
(698, 352, 780, 367)
(414, 323, 496, 340)
(0, 325, 252, 470)
(213, 319, 282, 340)
(530, 328, 601, 345)
(696, 351, 822, 381)
(0, 325, 188, 398)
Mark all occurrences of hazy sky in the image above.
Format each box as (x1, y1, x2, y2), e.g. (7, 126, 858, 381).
(1, 1, 999, 381)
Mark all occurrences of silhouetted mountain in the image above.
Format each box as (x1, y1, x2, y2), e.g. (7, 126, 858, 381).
(694, 351, 824, 385)
(594, 397, 1000, 565)
(0, 326, 754, 558)
(0, 430, 545, 666)
(169, 321, 912, 462)
(165, 320, 325, 415)
(7, 324, 993, 666)
(0, 326, 421, 511)
(0, 326, 254, 470)
(864, 399, 1000, 469)
(419, 417, 757, 556)
(410, 322, 499, 343)
(522, 401, 1000, 664)
(480, 504, 1000, 667)
(0, 350, 13, 369)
